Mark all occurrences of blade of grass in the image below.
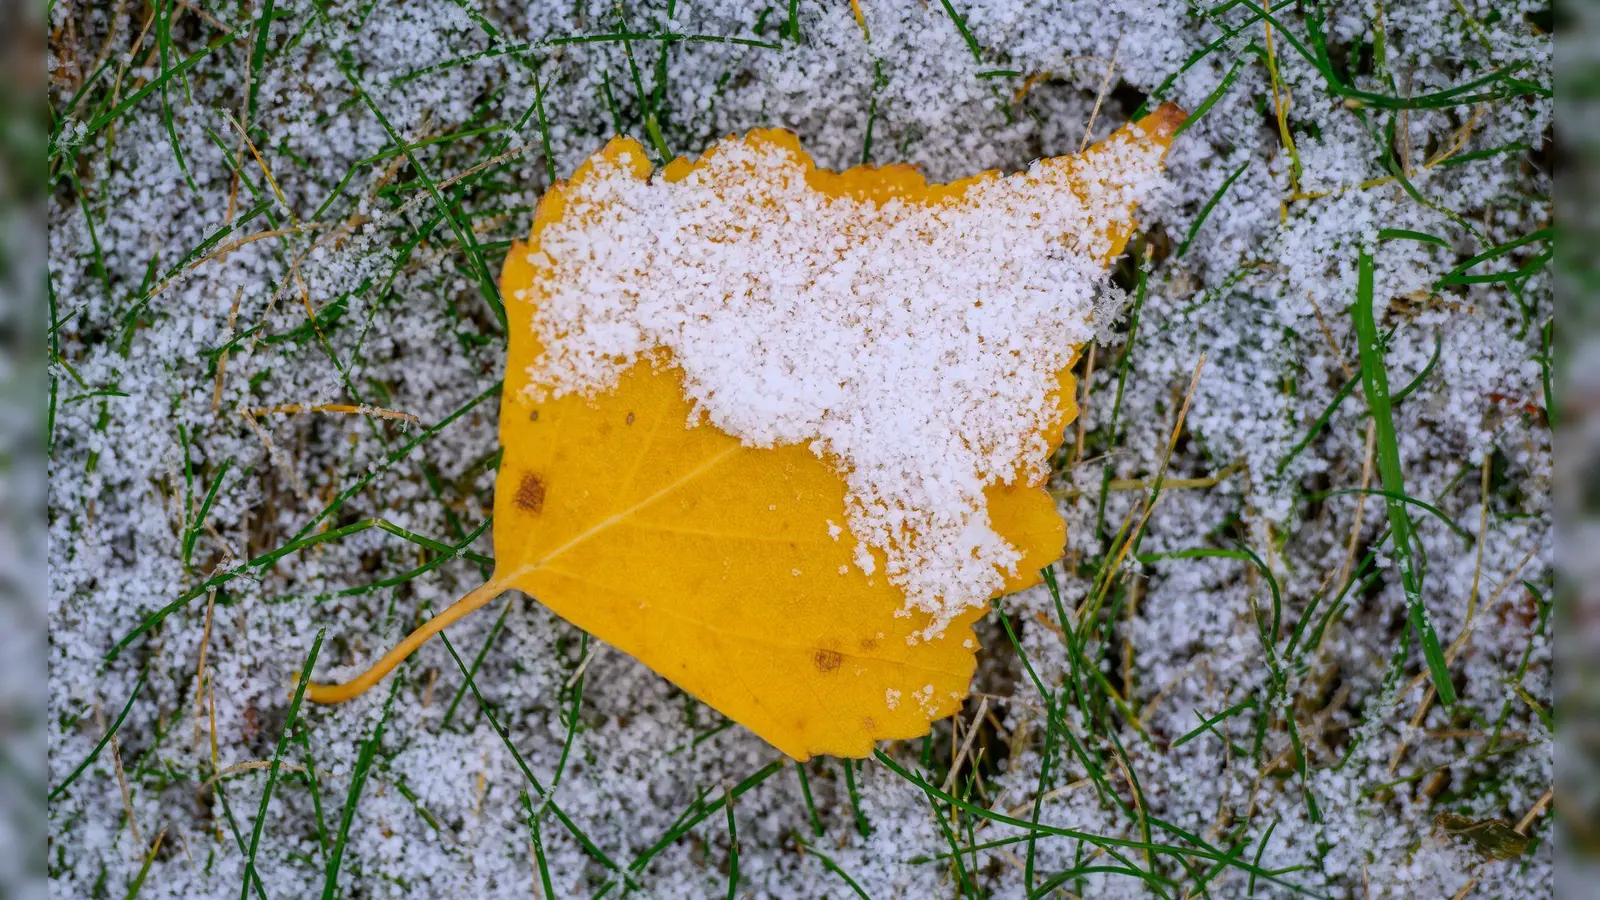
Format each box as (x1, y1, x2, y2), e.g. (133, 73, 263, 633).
(1174, 53, 1250, 138)
(723, 784, 740, 900)
(843, 757, 871, 837)
(795, 833, 871, 899)
(1353, 249, 1455, 704)
(321, 666, 403, 900)
(328, 60, 507, 330)
(296, 728, 330, 862)
(1305, 488, 1471, 543)
(549, 632, 588, 786)
(241, 629, 324, 900)
(156, 0, 202, 197)
(1378, 228, 1450, 248)
(1172, 698, 1257, 750)
(182, 457, 236, 568)
(438, 595, 512, 729)
(48, 668, 147, 803)
(521, 791, 557, 900)
(937, 0, 984, 62)
(927, 790, 980, 899)
(108, 507, 496, 662)
(1178, 159, 1250, 258)
(123, 828, 168, 900)
(794, 760, 824, 837)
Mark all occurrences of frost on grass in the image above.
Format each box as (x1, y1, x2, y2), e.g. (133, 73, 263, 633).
(47, 0, 1550, 897)
(523, 130, 1164, 633)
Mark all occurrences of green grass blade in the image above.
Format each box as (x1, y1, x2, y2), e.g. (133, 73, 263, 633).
(321, 667, 402, 900)
(794, 760, 824, 837)
(723, 784, 740, 900)
(242, 629, 324, 900)
(521, 791, 558, 900)
(795, 834, 871, 899)
(1353, 249, 1456, 705)
(48, 668, 148, 803)
(1178, 159, 1250, 258)
(937, 0, 985, 62)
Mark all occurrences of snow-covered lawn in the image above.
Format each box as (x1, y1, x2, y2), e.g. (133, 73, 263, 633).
(47, 0, 1552, 896)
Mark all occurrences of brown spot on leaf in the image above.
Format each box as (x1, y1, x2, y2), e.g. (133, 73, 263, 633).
(625, 411, 635, 425)
(859, 637, 878, 651)
(813, 649, 843, 673)
(529, 409, 540, 422)
(860, 717, 876, 731)
(1146, 102, 1188, 139)
(515, 473, 546, 514)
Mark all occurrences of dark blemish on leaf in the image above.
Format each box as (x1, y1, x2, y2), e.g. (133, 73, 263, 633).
(529, 409, 540, 422)
(813, 649, 843, 673)
(625, 411, 635, 425)
(515, 473, 546, 514)
(859, 637, 878, 651)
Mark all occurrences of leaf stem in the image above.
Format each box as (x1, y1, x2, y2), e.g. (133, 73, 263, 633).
(305, 579, 508, 704)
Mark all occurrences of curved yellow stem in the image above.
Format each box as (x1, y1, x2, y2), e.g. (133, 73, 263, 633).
(305, 579, 509, 704)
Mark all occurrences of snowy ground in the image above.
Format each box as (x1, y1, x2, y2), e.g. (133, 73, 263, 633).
(47, 0, 1552, 896)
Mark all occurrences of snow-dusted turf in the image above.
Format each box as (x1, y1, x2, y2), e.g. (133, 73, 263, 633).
(47, 0, 1552, 896)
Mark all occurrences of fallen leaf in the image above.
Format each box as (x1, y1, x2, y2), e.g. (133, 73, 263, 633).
(308, 106, 1184, 760)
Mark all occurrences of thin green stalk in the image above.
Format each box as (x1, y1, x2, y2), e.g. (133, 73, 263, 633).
(522, 791, 557, 900)
(321, 668, 403, 900)
(795, 834, 871, 899)
(794, 760, 824, 837)
(1353, 249, 1455, 704)
(723, 785, 740, 900)
(843, 757, 871, 837)
(242, 630, 324, 900)
(48, 668, 147, 803)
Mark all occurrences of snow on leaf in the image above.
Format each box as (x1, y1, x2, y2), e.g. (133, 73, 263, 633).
(306, 106, 1183, 760)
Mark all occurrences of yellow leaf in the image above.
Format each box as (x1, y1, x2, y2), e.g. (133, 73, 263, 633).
(307, 105, 1184, 760)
